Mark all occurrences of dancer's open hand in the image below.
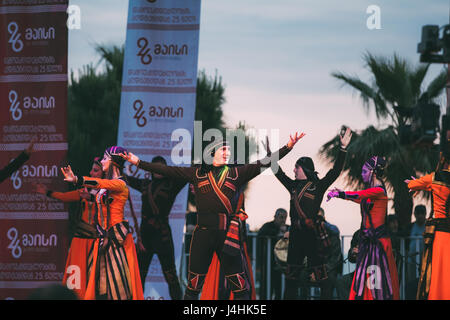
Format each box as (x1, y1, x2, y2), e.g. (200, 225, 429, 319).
(61, 165, 77, 183)
(404, 176, 419, 197)
(339, 127, 352, 149)
(119, 151, 140, 166)
(287, 132, 306, 149)
(404, 176, 417, 185)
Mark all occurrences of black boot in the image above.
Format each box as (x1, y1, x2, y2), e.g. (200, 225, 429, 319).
(163, 269, 182, 300)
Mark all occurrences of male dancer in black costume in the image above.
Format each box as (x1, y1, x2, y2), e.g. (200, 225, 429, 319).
(268, 127, 351, 300)
(125, 155, 187, 300)
(121, 132, 304, 300)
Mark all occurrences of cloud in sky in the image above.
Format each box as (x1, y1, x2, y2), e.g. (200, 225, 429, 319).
(68, 0, 446, 235)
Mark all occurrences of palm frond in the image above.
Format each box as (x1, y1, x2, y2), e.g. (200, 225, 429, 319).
(331, 71, 387, 117)
(424, 69, 447, 101)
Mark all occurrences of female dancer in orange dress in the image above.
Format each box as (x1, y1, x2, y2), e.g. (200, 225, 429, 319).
(327, 156, 399, 300)
(406, 155, 450, 300)
(35, 157, 103, 298)
(61, 146, 144, 300)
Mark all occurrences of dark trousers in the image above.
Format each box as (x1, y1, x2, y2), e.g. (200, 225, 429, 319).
(184, 226, 249, 300)
(284, 226, 324, 299)
(138, 222, 182, 300)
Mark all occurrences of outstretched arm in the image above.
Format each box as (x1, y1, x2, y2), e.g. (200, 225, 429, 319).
(120, 152, 195, 183)
(61, 165, 128, 192)
(237, 132, 305, 184)
(327, 186, 385, 204)
(0, 152, 30, 183)
(405, 173, 432, 192)
(273, 165, 295, 190)
(263, 135, 294, 190)
(0, 137, 35, 183)
(35, 183, 81, 202)
(124, 174, 145, 192)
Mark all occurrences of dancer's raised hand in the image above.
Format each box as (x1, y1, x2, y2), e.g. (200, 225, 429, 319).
(404, 176, 417, 185)
(404, 176, 418, 197)
(120, 151, 140, 166)
(61, 165, 77, 183)
(287, 132, 306, 149)
(340, 127, 352, 149)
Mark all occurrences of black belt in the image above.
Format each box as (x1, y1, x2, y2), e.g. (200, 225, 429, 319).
(431, 218, 450, 233)
(197, 213, 227, 230)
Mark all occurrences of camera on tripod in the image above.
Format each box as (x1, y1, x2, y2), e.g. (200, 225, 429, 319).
(395, 98, 441, 146)
(418, 24, 450, 63)
(402, 23, 450, 154)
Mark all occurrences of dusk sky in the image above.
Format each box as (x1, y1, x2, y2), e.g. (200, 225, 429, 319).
(68, 0, 449, 238)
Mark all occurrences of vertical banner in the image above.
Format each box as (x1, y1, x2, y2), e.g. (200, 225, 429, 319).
(0, 1, 69, 299)
(117, 0, 201, 299)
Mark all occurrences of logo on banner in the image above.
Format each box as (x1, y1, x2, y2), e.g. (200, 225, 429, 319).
(133, 99, 183, 126)
(133, 99, 147, 127)
(9, 90, 56, 121)
(137, 37, 189, 65)
(25, 27, 56, 41)
(10, 165, 58, 190)
(10, 170, 22, 190)
(137, 38, 152, 65)
(9, 90, 22, 121)
(7, 22, 23, 53)
(7, 21, 56, 51)
(7, 228, 22, 259)
(7, 227, 58, 259)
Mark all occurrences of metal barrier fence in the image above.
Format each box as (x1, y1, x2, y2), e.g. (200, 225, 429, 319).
(179, 232, 424, 300)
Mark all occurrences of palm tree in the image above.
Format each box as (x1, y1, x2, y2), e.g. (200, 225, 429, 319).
(319, 52, 447, 229)
(195, 69, 226, 133)
(67, 44, 124, 176)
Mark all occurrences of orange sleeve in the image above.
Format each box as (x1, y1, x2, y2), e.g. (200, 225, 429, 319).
(81, 176, 127, 192)
(407, 173, 433, 191)
(50, 189, 81, 202)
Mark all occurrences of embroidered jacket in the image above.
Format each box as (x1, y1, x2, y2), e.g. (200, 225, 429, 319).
(75, 176, 129, 229)
(136, 145, 292, 215)
(274, 148, 347, 224)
